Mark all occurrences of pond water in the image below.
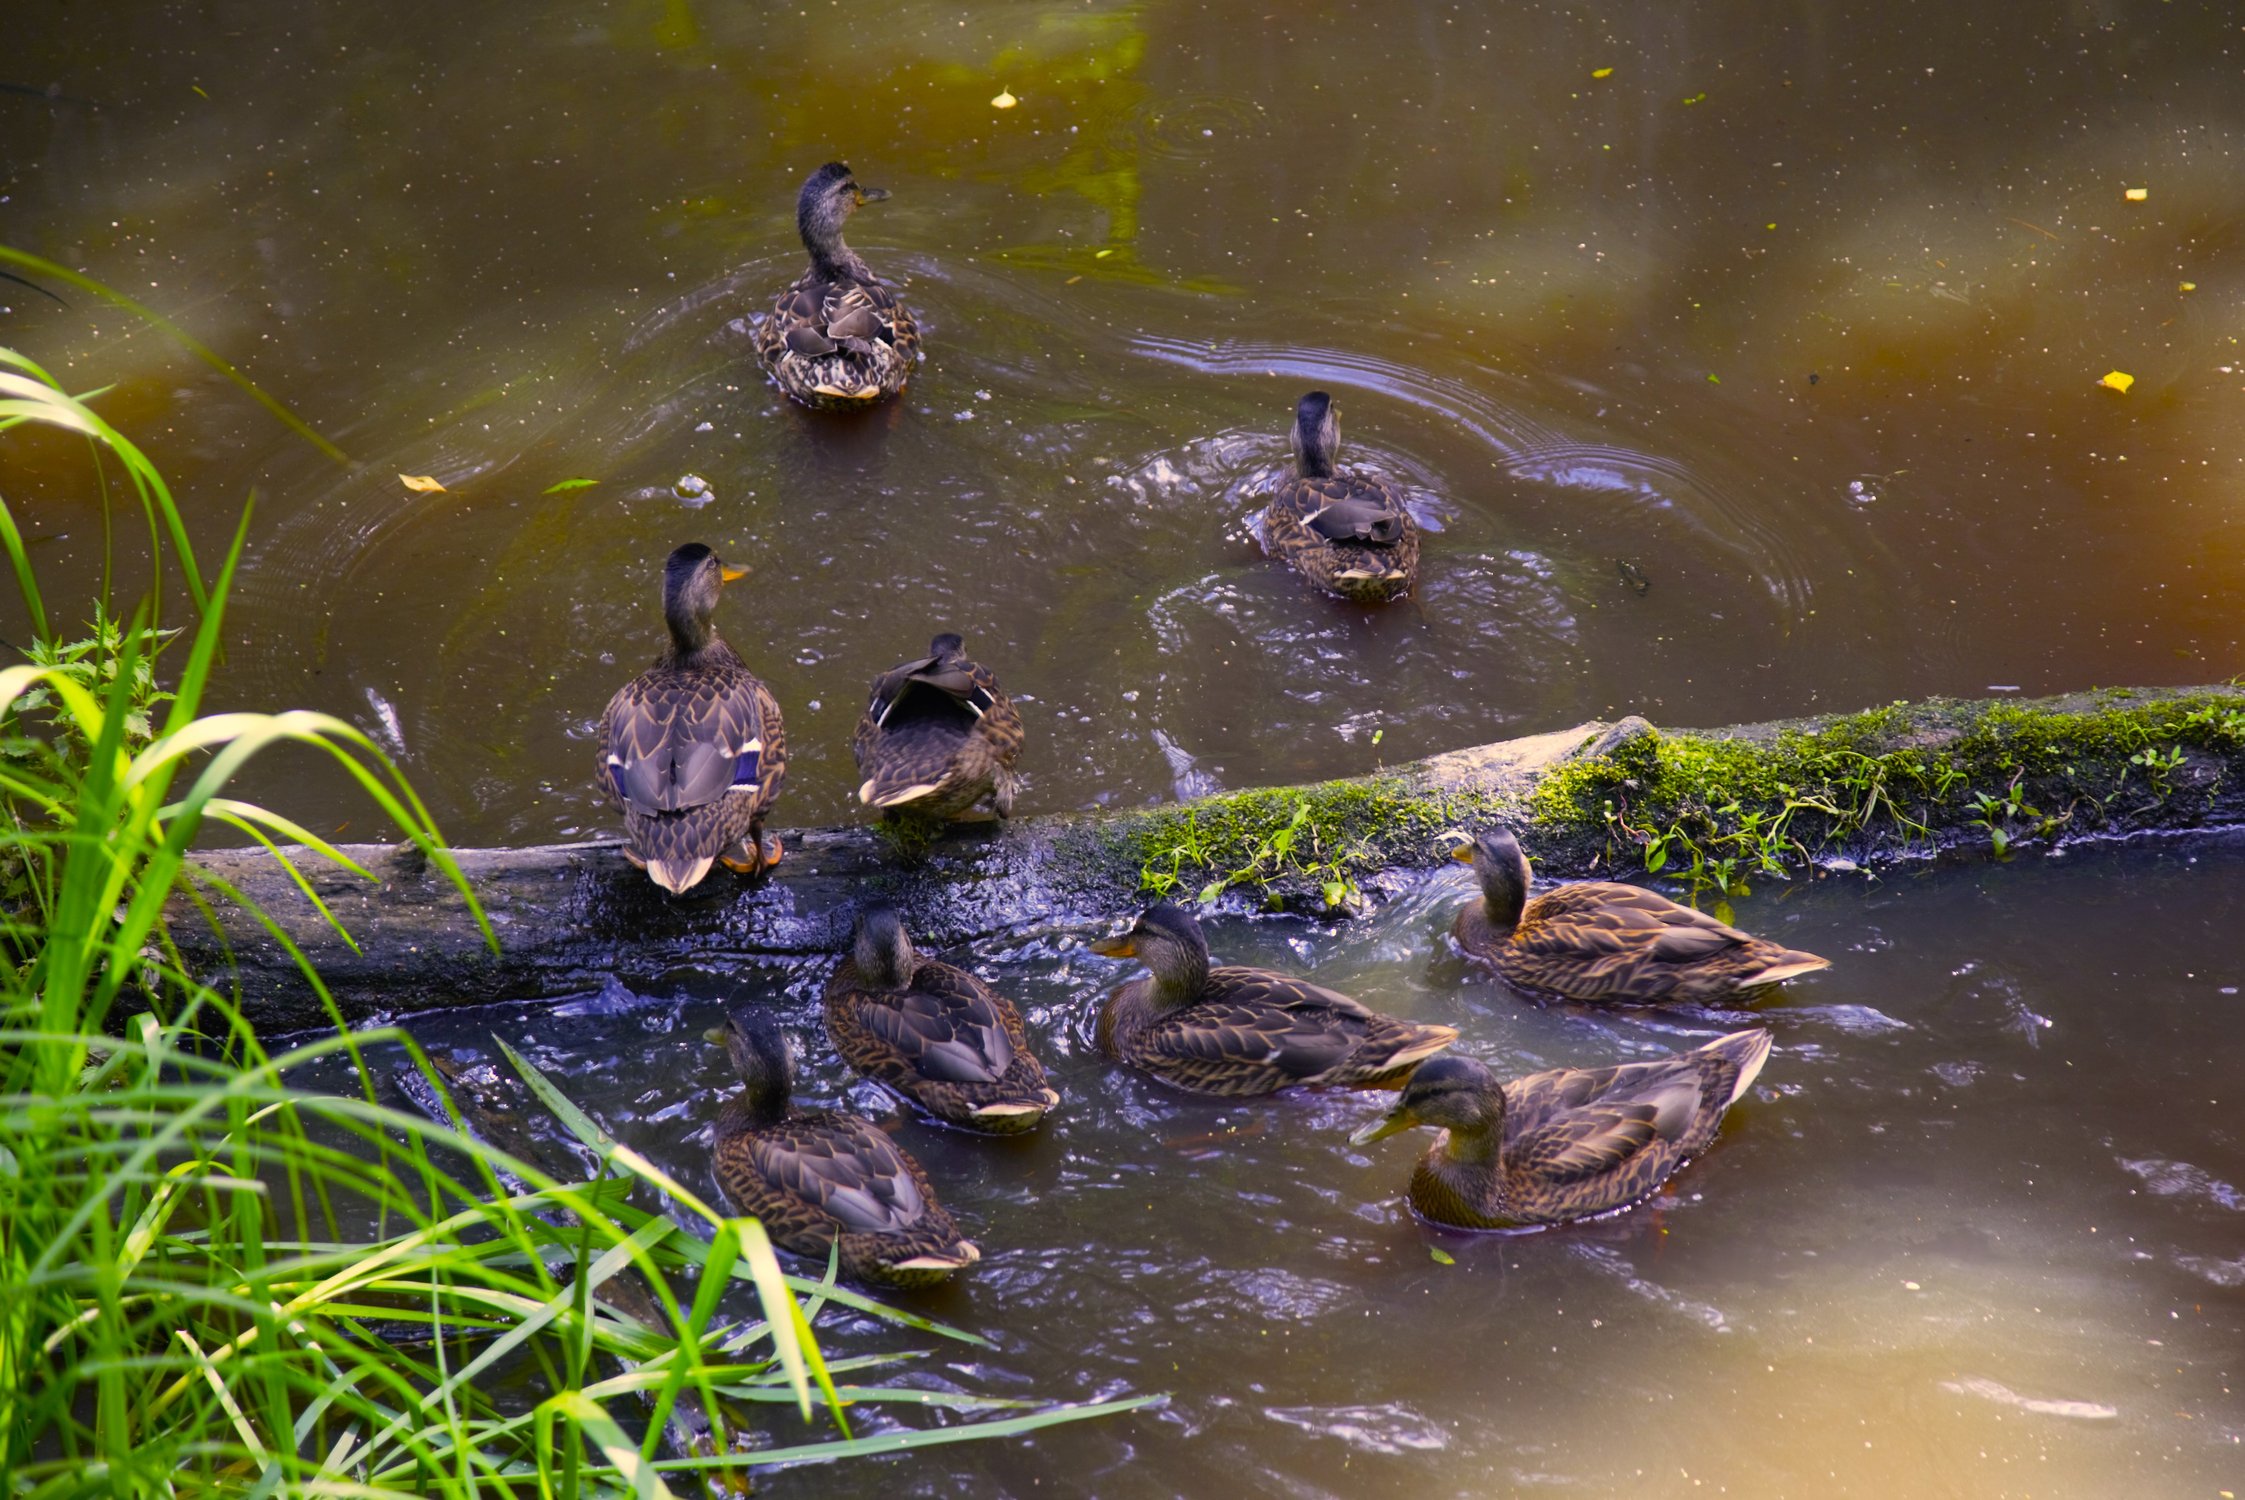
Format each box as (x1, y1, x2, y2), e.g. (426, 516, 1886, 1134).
(301, 834, 2245, 1498)
(8, 0, 2245, 841)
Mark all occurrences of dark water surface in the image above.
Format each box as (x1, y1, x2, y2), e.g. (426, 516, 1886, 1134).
(8, 0, 2245, 839)
(306, 836, 2245, 1498)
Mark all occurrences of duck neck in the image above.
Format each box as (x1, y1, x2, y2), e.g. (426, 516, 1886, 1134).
(662, 600, 720, 666)
(1145, 948, 1210, 1012)
(1295, 428, 1337, 480)
(1476, 859, 1529, 932)
(801, 213, 867, 282)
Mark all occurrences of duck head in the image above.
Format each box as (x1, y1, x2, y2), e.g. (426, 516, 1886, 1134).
(1088, 900, 1211, 1006)
(1349, 1054, 1503, 1144)
(711, 1013, 794, 1125)
(1451, 827, 1532, 928)
(1290, 390, 1341, 479)
(850, 904, 919, 990)
(661, 543, 745, 656)
(797, 161, 890, 274)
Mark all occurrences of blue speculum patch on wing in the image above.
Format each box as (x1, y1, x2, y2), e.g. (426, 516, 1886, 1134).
(729, 746, 761, 788)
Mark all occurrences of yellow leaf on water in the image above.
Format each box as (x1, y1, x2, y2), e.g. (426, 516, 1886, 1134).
(991, 88, 1017, 109)
(2098, 370, 2135, 393)
(2124, 186, 2148, 201)
(2179, 281, 2197, 291)
(399, 473, 447, 493)
(1592, 67, 1614, 79)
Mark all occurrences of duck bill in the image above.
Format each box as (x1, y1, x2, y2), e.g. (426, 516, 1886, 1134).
(858, 186, 891, 203)
(1449, 843, 1476, 865)
(1087, 935, 1136, 958)
(720, 564, 748, 582)
(1349, 1108, 1415, 1146)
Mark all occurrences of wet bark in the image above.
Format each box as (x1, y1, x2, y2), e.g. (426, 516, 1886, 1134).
(172, 683, 2245, 1031)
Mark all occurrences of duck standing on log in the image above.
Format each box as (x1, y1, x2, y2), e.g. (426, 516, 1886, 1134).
(1089, 902, 1458, 1096)
(598, 544, 787, 893)
(1261, 390, 1421, 603)
(1450, 828, 1830, 1004)
(825, 905, 1059, 1134)
(852, 633, 1023, 820)
(754, 161, 920, 409)
(709, 1015, 979, 1287)
(1348, 1029, 1772, 1229)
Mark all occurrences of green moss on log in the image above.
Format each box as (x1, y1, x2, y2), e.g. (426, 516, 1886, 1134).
(1530, 688, 2245, 891)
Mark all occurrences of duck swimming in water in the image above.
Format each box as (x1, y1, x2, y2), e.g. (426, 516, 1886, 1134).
(709, 1015, 979, 1288)
(1349, 1029, 1772, 1229)
(1450, 828, 1830, 1005)
(1089, 902, 1457, 1096)
(754, 161, 921, 409)
(1260, 391, 1421, 603)
(598, 544, 787, 893)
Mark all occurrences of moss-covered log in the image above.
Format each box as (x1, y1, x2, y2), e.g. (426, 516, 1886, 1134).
(175, 683, 2245, 1030)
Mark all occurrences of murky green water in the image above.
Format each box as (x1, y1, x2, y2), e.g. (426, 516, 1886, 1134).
(11, 1, 2245, 1493)
(10, 0, 2245, 838)
(305, 837, 2245, 1497)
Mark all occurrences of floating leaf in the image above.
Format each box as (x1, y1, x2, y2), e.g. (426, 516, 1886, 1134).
(2098, 370, 2135, 393)
(2179, 281, 2197, 292)
(1592, 66, 1614, 79)
(399, 473, 446, 493)
(991, 88, 1017, 109)
(1429, 1247, 1454, 1265)
(542, 477, 597, 494)
(2124, 186, 2148, 202)
(1681, 92, 1706, 105)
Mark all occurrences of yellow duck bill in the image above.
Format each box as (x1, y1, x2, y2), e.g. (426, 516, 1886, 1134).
(1349, 1108, 1414, 1145)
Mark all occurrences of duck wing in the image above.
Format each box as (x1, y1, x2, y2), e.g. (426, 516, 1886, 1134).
(1501, 1059, 1709, 1183)
(1300, 478, 1411, 547)
(749, 1116, 927, 1232)
(599, 654, 771, 817)
(857, 977, 1016, 1084)
(1139, 968, 1378, 1080)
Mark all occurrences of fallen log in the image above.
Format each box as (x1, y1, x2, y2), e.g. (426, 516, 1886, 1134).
(175, 682, 2245, 1031)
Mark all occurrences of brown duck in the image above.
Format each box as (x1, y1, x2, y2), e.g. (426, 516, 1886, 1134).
(709, 1015, 979, 1288)
(1349, 1028, 1772, 1229)
(1089, 902, 1458, 1096)
(754, 162, 920, 409)
(851, 633, 1024, 820)
(1451, 829, 1830, 1004)
(1261, 391, 1421, 604)
(599, 544, 787, 893)
(824, 905, 1059, 1134)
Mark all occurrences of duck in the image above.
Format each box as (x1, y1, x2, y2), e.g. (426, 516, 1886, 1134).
(852, 633, 1024, 820)
(1260, 391, 1421, 604)
(1450, 828, 1830, 1004)
(1348, 1028, 1772, 1229)
(824, 905, 1059, 1134)
(709, 1014, 979, 1288)
(753, 162, 920, 409)
(1088, 902, 1458, 1096)
(598, 543, 787, 894)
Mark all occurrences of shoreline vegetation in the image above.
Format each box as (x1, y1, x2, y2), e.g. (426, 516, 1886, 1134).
(0, 331, 1152, 1494)
(176, 680, 2245, 1029)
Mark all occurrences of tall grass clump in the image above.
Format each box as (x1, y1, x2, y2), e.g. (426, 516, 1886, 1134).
(0, 337, 1149, 1493)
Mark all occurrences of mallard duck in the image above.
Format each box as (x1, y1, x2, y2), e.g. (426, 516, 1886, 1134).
(824, 905, 1059, 1134)
(1349, 1028, 1771, 1229)
(753, 162, 920, 410)
(1088, 902, 1458, 1096)
(1261, 391, 1421, 604)
(852, 633, 1024, 820)
(1451, 829, 1830, 1004)
(709, 1014, 979, 1288)
(598, 543, 787, 894)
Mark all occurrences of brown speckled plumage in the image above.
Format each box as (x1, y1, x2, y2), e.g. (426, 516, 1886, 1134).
(1261, 391, 1420, 604)
(1451, 829, 1830, 1005)
(599, 545, 787, 893)
(851, 634, 1023, 820)
(825, 907, 1057, 1134)
(1352, 1029, 1772, 1229)
(1091, 903, 1457, 1097)
(710, 1016, 977, 1289)
(754, 162, 919, 410)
